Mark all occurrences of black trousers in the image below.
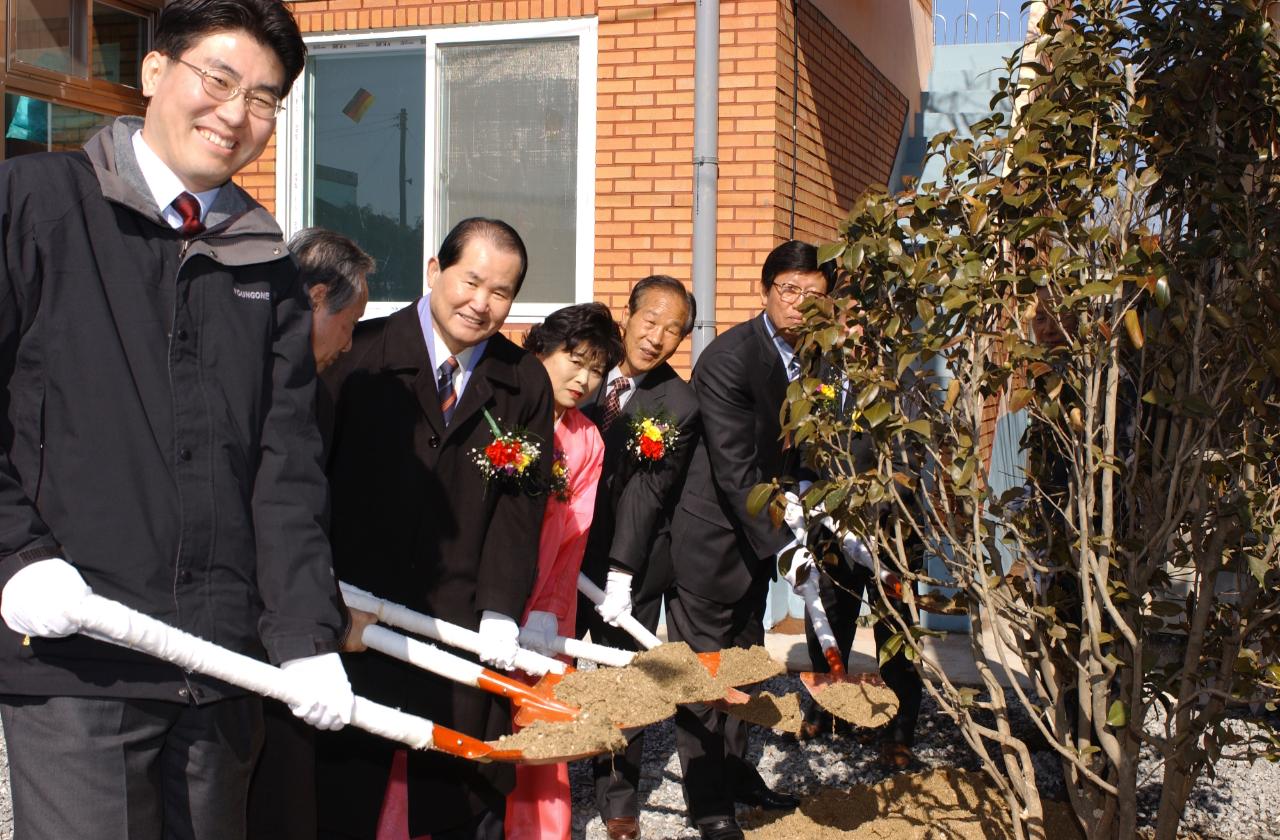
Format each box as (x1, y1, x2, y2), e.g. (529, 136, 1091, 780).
(248, 700, 316, 840)
(0, 694, 262, 840)
(802, 564, 922, 746)
(583, 585, 667, 822)
(666, 578, 772, 825)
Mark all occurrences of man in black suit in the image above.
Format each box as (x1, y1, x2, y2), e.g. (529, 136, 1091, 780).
(578, 275, 700, 840)
(667, 241, 833, 840)
(317, 218, 553, 840)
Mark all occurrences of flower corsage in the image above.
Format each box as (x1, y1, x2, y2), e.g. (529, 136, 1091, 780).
(471, 409, 542, 493)
(627, 411, 681, 466)
(548, 449, 571, 502)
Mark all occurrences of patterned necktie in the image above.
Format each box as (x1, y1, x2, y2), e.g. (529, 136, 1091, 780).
(437, 356, 460, 424)
(787, 356, 801, 382)
(601, 377, 631, 431)
(171, 192, 205, 237)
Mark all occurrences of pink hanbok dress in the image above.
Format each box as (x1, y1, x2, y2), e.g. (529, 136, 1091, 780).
(505, 407, 604, 840)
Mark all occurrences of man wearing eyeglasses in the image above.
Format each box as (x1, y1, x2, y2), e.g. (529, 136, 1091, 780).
(0, 2, 351, 839)
(666, 240, 833, 840)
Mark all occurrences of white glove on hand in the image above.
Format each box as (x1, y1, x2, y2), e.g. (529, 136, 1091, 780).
(596, 569, 633, 626)
(477, 611, 521, 671)
(280, 652, 354, 731)
(520, 610, 559, 657)
(1, 558, 91, 638)
(779, 539, 817, 591)
(782, 491, 806, 534)
(839, 531, 876, 572)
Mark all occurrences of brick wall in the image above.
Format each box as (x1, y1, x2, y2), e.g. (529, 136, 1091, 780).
(240, 1, 913, 366)
(774, 0, 909, 245)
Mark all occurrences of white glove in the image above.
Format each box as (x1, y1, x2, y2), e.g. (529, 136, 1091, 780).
(782, 491, 806, 534)
(520, 610, 559, 657)
(1, 558, 91, 638)
(280, 652, 354, 731)
(779, 539, 817, 590)
(477, 611, 520, 670)
(596, 569, 633, 626)
(839, 531, 876, 572)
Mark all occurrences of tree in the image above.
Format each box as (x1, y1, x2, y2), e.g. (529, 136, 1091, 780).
(764, 2, 1280, 837)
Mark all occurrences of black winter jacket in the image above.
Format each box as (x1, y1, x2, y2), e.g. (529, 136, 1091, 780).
(0, 117, 344, 702)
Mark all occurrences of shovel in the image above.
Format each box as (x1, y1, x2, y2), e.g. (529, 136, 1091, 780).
(72, 593, 554, 764)
(360, 624, 581, 724)
(339, 582, 565, 676)
(573, 574, 752, 707)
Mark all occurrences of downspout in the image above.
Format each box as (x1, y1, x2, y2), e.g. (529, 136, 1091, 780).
(690, 0, 720, 363)
(789, 0, 799, 239)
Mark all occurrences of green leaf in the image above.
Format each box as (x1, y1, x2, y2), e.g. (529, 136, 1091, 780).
(1106, 700, 1128, 728)
(746, 483, 774, 518)
(903, 419, 931, 437)
(862, 401, 892, 428)
(1248, 553, 1268, 585)
(1078, 281, 1118, 298)
(879, 632, 905, 667)
(817, 241, 847, 266)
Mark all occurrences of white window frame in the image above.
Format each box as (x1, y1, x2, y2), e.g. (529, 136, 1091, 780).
(276, 18, 598, 322)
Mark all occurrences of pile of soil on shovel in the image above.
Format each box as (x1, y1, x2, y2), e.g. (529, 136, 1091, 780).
(730, 691, 803, 734)
(811, 680, 900, 728)
(488, 713, 625, 761)
(712, 645, 785, 689)
(554, 642, 724, 728)
(808, 676, 901, 727)
(741, 768, 1084, 839)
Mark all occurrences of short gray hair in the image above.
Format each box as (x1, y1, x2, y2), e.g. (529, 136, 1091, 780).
(289, 227, 374, 314)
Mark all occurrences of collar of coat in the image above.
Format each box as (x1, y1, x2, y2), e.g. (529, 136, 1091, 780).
(83, 117, 288, 267)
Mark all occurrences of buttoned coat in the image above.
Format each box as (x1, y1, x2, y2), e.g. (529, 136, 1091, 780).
(670, 314, 799, 604)
(580, 362, 700, 604)
(319, 302, 553, 835)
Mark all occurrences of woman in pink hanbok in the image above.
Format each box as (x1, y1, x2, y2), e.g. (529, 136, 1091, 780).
(506, 303, 622, 840)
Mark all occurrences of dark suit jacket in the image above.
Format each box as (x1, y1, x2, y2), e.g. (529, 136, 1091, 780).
(320, 302, 552, 833)
(580, 362, 700, 603)
(670, 314, 799, 604)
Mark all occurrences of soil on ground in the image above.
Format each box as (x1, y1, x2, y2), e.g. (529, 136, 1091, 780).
(741, 768, 1084, 839)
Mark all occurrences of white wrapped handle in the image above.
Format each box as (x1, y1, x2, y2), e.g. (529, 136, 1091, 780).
(798, 577, 841, 673)
(576, 574, 662, 650)
(76, 594, 435, 749)
(339, 583, 566, 676)
(525, 631, 635, 668)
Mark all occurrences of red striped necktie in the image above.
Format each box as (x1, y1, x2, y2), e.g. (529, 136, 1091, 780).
(601, 376, 631, 431)
(437, 355, 460, 424)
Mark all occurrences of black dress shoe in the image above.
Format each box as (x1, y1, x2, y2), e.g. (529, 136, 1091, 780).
(735, 785, 801, 810)
(697, 817, 745, 840)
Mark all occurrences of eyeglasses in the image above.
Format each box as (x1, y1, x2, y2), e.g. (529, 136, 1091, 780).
(172, 56, 284, 120)
(772, 282, 829, 303)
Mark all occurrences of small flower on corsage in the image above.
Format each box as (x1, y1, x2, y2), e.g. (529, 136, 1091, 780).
(548, 449, 572, 502)
(810, 380, 838, 409)
(471, 409, 542, 492)
(627, 412, 681, 466)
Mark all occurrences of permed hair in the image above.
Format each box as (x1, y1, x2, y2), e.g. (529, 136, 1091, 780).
(288, 227, 375, 314)
(523, 302, 624, 372)
(627, 274, 696, 336)
(437, 217, 530, 294)
(154, 0, 307, 96)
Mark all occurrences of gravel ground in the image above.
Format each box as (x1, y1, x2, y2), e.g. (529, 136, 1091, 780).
(568, 675, 1279, 840)
(0, 679, 1272, 839)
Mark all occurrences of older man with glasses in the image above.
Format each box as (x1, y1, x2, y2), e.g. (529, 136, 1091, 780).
(666, 241, 833, 840)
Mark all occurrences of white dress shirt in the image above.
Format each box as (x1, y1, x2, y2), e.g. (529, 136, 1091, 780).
(131, 131, 219, 229)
